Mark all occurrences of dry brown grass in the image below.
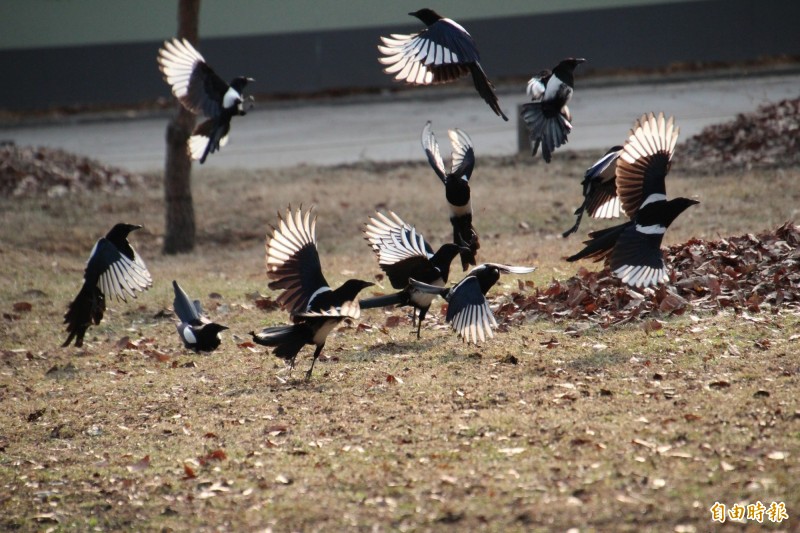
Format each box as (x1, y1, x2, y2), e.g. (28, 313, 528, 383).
(1, 152, 799, 532)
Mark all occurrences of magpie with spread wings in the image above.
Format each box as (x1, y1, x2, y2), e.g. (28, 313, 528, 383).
(562, 145, 624, 238)
(378, 8, 508, 120)
(172, 280, 228, 353)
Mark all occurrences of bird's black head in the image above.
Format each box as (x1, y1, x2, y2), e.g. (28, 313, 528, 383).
(557, 58, 586, 72)
(230, 77, 254, 92)
(337, 279, 375, 301)
(662, 197, 699, 227)
(204, 323, 229, 335)
(470, 264, 502, 295)
(105, 223, 142, 242)
(431, 243, 461, 281)
(410, 8, 443, 26)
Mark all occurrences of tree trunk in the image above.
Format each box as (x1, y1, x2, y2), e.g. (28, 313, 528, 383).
(163, 0, 200, 254)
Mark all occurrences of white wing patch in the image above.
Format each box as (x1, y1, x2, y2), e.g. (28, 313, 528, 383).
(364, 211, 431, 266)
(378, 32, 460, 85)
(451, 300, 496, 344)
(614, 264, 667, 288)
(266, 206, 318, 270)
(592, 196, 621, 219)
(97, 247, 152, 302)
(157, 38, 205, 99)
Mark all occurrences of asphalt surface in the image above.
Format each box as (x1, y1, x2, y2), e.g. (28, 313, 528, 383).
(3, 73, 799, 172)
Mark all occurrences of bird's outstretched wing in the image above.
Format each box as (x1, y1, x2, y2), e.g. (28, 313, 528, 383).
(157, 38, 229, 119)
(266, 206, 329, 314)
(421, 121, 447, 183)
(294, 300, 361, 320)
(88, 238, 152, 303)
(448, 128, 474, 180)
(616, 112, 679, 218)
(365, 211, 439, 289)
(172, 280, 203, 325)
(609, 226, 669, 288)
(445, 276, 496, 344)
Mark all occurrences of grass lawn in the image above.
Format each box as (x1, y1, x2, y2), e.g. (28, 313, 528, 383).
(1, 151, 799, 532)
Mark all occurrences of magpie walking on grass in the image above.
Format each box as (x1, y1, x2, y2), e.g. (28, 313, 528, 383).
(567, 112, 699, 288)
(62, 223, 152, 347)
(378, 8, 508, 120)
(411, 263, 535, 344)
(172, 280, 228, 353)
(420, 121, 480, 269)
(251, 206, 373, 380)
(562, 145, 623, 237)
(157, 38, 254, 163)
(521, 58, 585, 162)
(359, 211, 461, 338)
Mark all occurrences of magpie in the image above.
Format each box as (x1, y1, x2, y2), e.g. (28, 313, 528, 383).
(562, 145, 624, 238)
(521, 58, 585, 162)
(157, 38, 254, 163)
(421, 121, 480, 269)
(172, 280, 228, 353)
(62, 223, 152, 347)
(567, 112, 699, 288)
(410, 263, 535, 344)
(378, 8, 508, 121)
(251, 206, 373, 380)
(359, 211, 461, 338)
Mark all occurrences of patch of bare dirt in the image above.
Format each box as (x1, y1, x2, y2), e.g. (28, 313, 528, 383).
(677, 98, 800, 174)
(0, 142, 147, 198)
(497, 222, 800, 326)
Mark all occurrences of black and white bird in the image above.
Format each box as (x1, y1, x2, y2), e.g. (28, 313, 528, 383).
(562, 145, 624, 237)
(410, 263, 535, 344)
(378, 8, 508, 120)
(359, 211, 461, 338)
(62, 223, 152, 347)
(251, 206, 373, 380)
(521, 58, 585, 162)
(567, 112, 699, 288)
(421, 121, 480, 269)
(172, 280, 228, 353)
(157, 38, 254, 163)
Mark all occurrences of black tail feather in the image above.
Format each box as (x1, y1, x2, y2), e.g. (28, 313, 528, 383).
(520, 102, 571, 163)
(62, 285, 104, 347)
(359, 292, 407, 310)
(468, 63, 508, 121)
(251, 324, 307, 360)
(566, 222, 630, 263)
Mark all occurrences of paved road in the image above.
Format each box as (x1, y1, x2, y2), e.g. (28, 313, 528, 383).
(3, 73, 798, 172)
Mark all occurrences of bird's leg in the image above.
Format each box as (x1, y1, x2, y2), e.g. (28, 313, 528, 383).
(416, 318, 422, 339)
(305, 344, 324, 381)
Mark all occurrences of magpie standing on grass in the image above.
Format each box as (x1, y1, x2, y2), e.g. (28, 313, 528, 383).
(562, 145, 624, 237)
(521, 58, 585, 162)
(251, 206, 373, 380)
(157, 38, 254, 163)
(421, 121, 480, 269)
(359, 211, 461, 338)
(62, 223, 152, 347)
(172, 280, 228, 353)
(567, 112, 699, 288)
(410, 263, 536, 344)
(378, 8, 508, 120)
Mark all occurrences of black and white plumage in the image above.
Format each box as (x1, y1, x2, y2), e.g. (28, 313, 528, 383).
(521, 58, 585, 162)
(421, 121, 479, 269)
(411, 263, 535, 344)
(253, 206, 373, 380)
(567, 113, 699, 288)
(378, 8, 508, 121)
(157, 38, 254, 163)
(172, 280, 228, 353)
(562, 145, 624, 238)
(359, 211, 460, 338)
(62, 223, 152, 347)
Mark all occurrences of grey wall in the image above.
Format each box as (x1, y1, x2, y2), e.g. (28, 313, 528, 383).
(1, 0, 798, 111)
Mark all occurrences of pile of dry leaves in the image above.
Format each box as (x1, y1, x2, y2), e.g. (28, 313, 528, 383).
(496, 222, 800, 327)
(677, 97, 800, 173)
(0, 142, 146, 197)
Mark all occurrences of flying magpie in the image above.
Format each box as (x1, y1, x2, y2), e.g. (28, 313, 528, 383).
(251, 206, 373, 380)
(172, 280, 228, 353)
(378, 8, 508, 121)
(410, 263, 535, 344)
(567, 113, 699, 288)
(62, 223, 152, 347)
(421, 121, 479, 269)
(521, 58, 585, 163)
(562, 145, 624, 238)
(157, 38, 254, 163)
(359, 211, 461, 338)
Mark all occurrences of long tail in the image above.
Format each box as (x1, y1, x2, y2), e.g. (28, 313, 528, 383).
(359, 292, 407, 310)
(189, 119, 229, 163)
(566, 222, 630, 263)
(250, 324, 307, 360)
(520, 102, 572, 163)
(62, 285, 104, 347)
(468, 63, 508, 121)
(562, 198, 588, 238)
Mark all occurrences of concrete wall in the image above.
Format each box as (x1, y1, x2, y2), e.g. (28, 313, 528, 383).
(1, 0, 798, 111)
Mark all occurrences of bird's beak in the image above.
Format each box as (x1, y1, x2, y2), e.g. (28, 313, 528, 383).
(408, 11, 415, 16)
(576, 58, 587, 63)
(247, 77, 255, 82)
